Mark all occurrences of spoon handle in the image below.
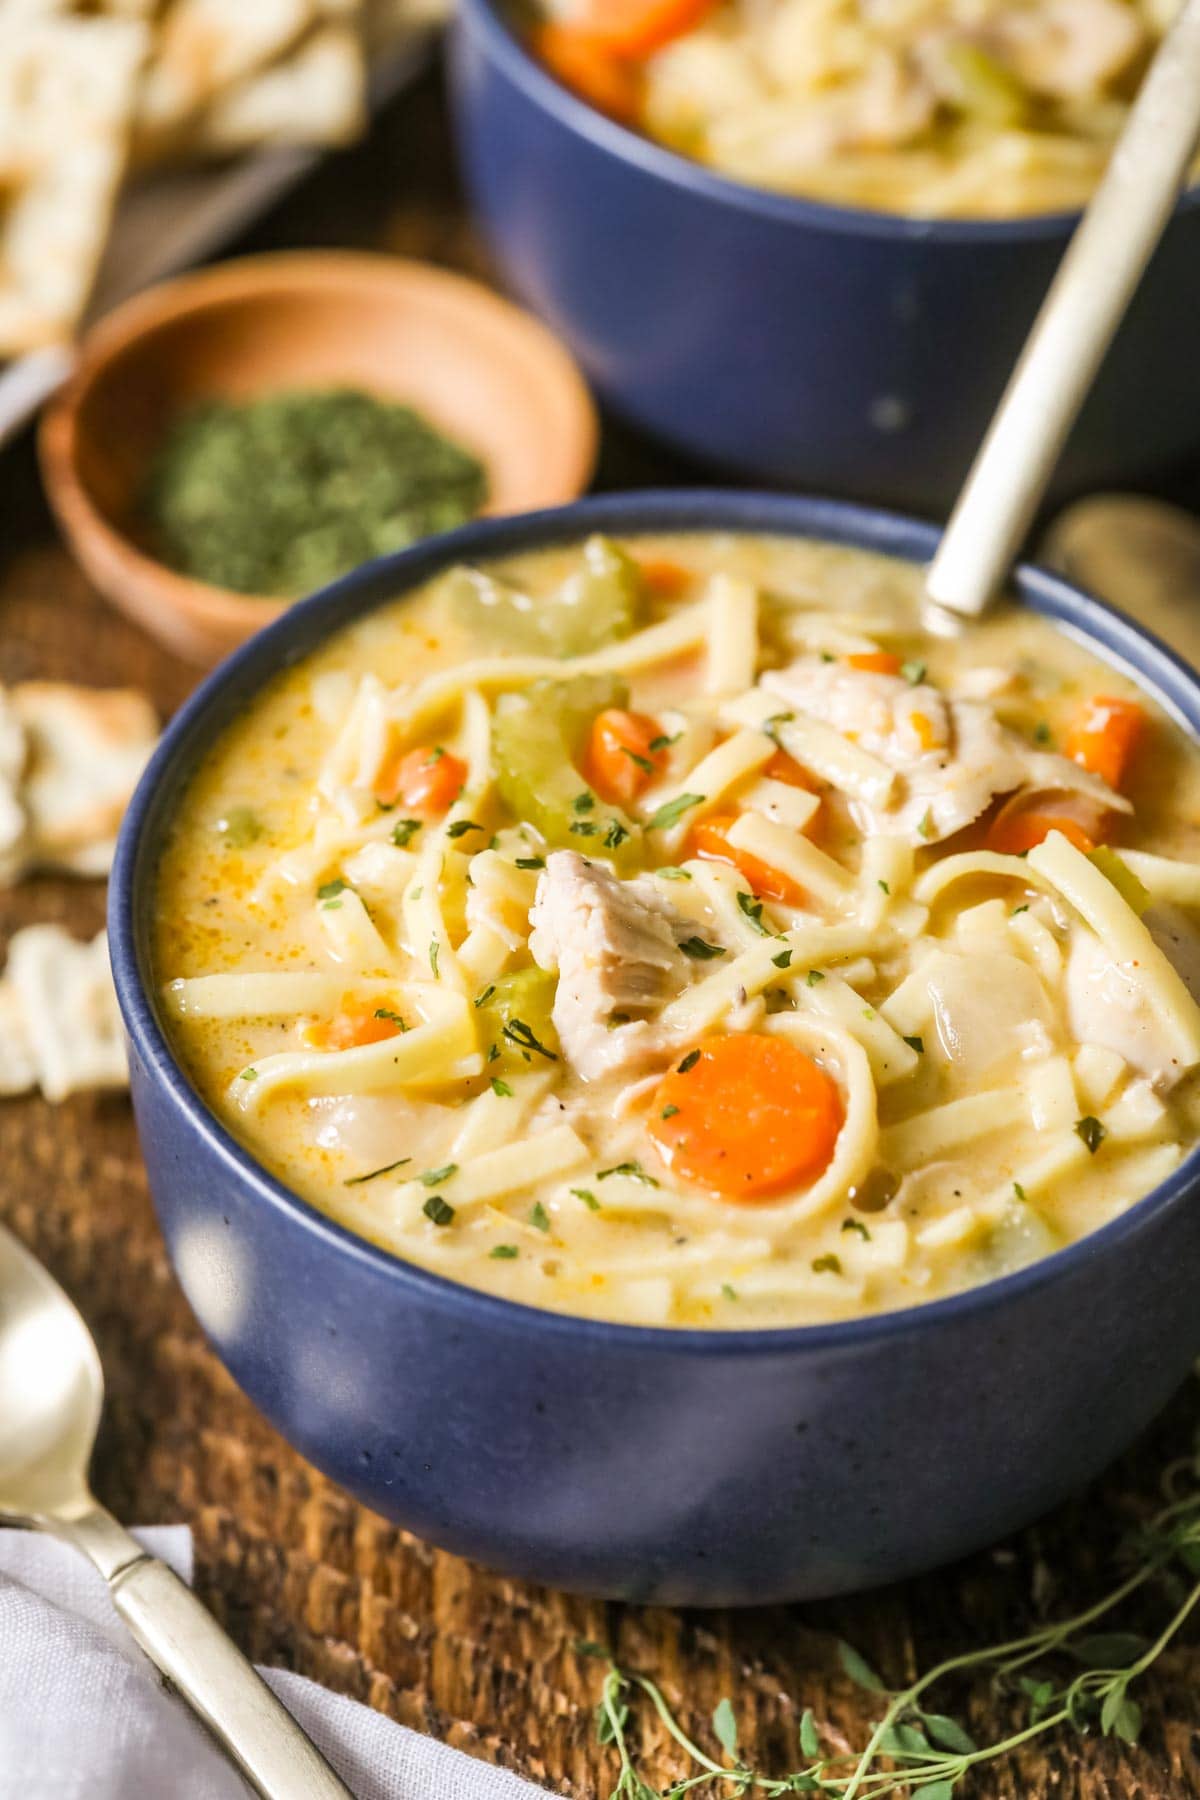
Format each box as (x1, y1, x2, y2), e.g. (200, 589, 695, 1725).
(101, 1540, 355, 1798)
(924, 0, 1200, 621)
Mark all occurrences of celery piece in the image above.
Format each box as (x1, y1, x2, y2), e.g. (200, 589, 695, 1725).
(493, 677, 642, 869)
(475, 968, 560, 1073)
(444, 536, 643, 657)
(945, 42, 1027, 125)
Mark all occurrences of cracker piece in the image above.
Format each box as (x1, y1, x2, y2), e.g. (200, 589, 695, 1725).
(183, 21, 366, 153)
(0, 17, 147, 352)
(5, 925, 126, 1101)
(11, 682, 158, 877)
(134, 0, 315, 152)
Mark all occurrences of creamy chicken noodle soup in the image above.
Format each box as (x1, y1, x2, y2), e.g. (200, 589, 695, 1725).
(527, 0, 1190, 217)
(155, 534, 1200, 1328)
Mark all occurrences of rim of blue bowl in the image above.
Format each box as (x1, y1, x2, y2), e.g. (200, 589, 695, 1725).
(458, 0, 1200, 245)
(111, 488, 1200, 1356)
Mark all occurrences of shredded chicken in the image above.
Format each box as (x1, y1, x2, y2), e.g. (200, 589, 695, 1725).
(762, 656, 1129, 844)
(1065, 905, 1200, 1091)
(986, 0, 1146, 98)
(528, 852, 691, 1080)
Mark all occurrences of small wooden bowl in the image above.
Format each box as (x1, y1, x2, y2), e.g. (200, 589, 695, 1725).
(40, 252, 599, 667)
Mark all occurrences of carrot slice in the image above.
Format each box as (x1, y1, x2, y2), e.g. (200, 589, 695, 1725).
(375, 745, 468, 815)
(304, 1002, 405, 1052)
(584, 708, 667, 806)
(985, 810, 1096, 856)
(637, 558, 693, 598)
(532, 23, 642, 121)
(579, 0, 717, 57)
(762, 747, 813, 790)
(688, 812, 807, 906)
(846, 650, 901, 675)
(1065, 696, 1145, 791)
(650, 1034, 842, 1199)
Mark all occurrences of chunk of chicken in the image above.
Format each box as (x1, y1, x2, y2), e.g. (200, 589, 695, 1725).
(1064, 904, 1200, 1091)
(762, 656, 1128, 843)
(528, 852, 691, 1080)
(986, 0, 1146, 98)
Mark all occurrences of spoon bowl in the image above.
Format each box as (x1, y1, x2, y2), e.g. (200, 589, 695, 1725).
(0, 1226, 101, 1521)
(0, 1220, 350, 1796)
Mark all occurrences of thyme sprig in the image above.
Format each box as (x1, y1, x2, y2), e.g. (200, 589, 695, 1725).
(586, 1452, 1200, 1799)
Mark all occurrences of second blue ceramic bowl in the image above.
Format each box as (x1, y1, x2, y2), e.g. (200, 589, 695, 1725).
(111, 491, 1200, 1605)
(450, 0, 1200, 514)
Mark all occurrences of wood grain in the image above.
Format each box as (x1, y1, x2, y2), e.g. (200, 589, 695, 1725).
(1, 65, 1199, 1800)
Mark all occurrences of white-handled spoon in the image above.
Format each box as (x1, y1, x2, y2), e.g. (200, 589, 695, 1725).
(924, 0, 1200, 627)
(0, 1220, 354, 1799)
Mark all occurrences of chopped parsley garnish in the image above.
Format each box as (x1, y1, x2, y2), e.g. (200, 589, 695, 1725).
(762, 711, 795, 737)
(1012, 904, 1030, 916)
(422, 1195, 455, 1226)
(239, 1067, 258, 1081)
(679, 935, 726, 960)
(446, 819, 484, 839)
(474, 985, 495, 1009)
(598, 1161, 659, 1186)
(391, 818, 422, 848)
(1075, 1115, 1106, 1154)
(344, 1156, 411, 1187)
(655, 866, 692, 881)
(503, 1018, 558, 1061)
(529, 1201, 551, 1232)
(420, 1164, 458, 1187)
(812, 1253, 842, 1275)
(877, 879, 891, 895)
(490, 1244, 519, 1259)
(648, 732, 681, 752)
(429, 940, 440, 977)
(490, 1077, 514, 1097)
(677, 1049, 701, 1074)
(374, 1008, 407, 1030)
(570, 820, 600, 837)
(1013, 1182, 1027, 1202)
(646, 792, 705, 832)
(661, 1104, 680, 1120)
(620, 747, 655, 774)
(604, 819, 630, 850)
(317, 877, 347, 901)
(806, 969, 825, 986)
(721, 1283, 739, 1302)
(772, 948, 793, 969)
(515, 856, 545, 870)
(1033, 721, 1053, 746)
(572, 1187, 600, 1212)
(426, 746, 446, 763)
(736, 891, 770, 936)
(841, 1219, 871, 1240)
(903, 1035, 925, 1054)
(572, 792, 595, 814)
(901, 660, 926, 685)
(917, 809, 934, 840)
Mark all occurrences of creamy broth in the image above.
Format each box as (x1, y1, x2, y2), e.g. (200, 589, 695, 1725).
(529, 0, 1193, 219)
(154, 534, 1200, 1328)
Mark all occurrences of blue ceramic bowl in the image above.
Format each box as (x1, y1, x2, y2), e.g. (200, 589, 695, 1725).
(110, 491, 1200, 1606)
(450, 0, 1200, 514)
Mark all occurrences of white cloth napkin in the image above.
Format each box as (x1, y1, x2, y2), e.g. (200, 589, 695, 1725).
(0, 1526, 547, 1800)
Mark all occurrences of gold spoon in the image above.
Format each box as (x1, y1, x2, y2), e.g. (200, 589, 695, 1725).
(0, 1219, 354, 1799)
(924, 0, 1200, 628)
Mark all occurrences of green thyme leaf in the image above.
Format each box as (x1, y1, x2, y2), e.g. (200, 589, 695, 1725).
(422, 1195, 455, 1226)
(806, 969, 825, 986)
(772, 948, 793, 968)
(317, 877, 346, 900)
(837, 1640, 886, 1692)
(503, 1018, 558, 1061)
(446, 819, 484, 839)
(712, 1699, 739, 1758)
(677, 1049, 700, 1073)
(655, 866, 692, 881)
(344, 1156, 411, 1187)
(597, 1161, 658, 1186)
(1075, 1115, 1106, 1154)
(529, 1201, 551, 1232)
(571, 1187, 600, 1211)
(647, 792, 705, 832)
(515, 855, 545, 870)
(679, 935, 726, 960)
(736, 891, 770, 935)
(391, 818, 422, 847)
(490, 1077, 514, 1097)
(420, 1163, 458, 1187)
(490, 1244, 519, 1259)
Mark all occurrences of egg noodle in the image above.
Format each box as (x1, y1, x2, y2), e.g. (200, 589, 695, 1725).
(155, 533, 1200, 1327)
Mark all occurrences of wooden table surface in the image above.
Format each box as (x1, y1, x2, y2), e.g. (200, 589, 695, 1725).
(3, 64, 1200, 1800)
